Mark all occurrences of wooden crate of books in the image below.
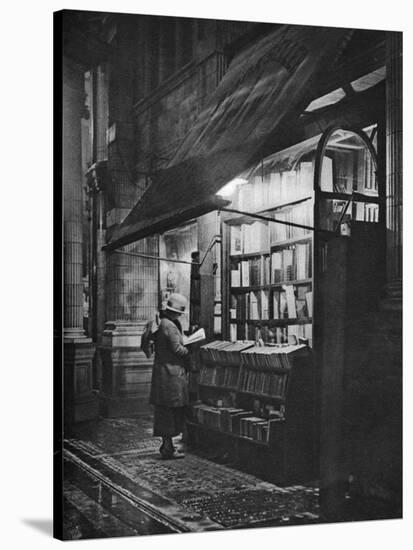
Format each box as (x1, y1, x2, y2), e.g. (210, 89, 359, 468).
(188, 340, 316, 485)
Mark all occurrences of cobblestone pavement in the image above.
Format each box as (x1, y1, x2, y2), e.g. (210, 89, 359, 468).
(64, 417, 319, 537)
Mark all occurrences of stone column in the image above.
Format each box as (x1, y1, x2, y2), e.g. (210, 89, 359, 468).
(385, 31, 402, 307)
(63, 56, 98, 425)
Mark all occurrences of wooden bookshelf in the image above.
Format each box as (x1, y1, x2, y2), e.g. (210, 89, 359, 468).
(224, 174, 314, 345)
(190, 126, 384, 485)
(188, 341, 316, 484)
(223, 213, 313, 343)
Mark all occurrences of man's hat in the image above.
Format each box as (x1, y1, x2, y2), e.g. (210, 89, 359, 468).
(166, 293, 187, 314)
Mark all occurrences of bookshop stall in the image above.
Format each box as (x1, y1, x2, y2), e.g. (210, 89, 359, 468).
(187, 124, 383, 485)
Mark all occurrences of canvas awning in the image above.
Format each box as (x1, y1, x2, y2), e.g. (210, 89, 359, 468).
(104, 24, 353, 251)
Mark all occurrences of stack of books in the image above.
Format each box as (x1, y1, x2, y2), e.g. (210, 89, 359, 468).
(223, 408, 254, 435)
(199, 364, 243, 388)
(239, 368, 289, 397)
(192, 404, 284, 444)
(239, 417, 270, 442)
(192, 404, 222, 430)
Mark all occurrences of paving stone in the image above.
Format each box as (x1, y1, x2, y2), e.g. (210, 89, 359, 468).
(67, 417, 320, 529)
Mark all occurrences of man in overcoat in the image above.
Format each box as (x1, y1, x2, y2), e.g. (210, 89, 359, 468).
(149, 293, 191, 459)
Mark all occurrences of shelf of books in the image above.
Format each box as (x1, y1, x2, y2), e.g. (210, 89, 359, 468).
(188, 340, 315, 483)
(227, 191, 314, 347)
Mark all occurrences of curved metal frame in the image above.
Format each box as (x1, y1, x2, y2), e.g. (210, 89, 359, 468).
(313, 125, 378, 192)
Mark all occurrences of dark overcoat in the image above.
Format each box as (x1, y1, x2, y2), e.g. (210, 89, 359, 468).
(149, 317, 190, 408)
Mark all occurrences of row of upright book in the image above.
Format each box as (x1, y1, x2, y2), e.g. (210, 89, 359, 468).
(239, 370, 288, 397)
(230, 221, 270, 255)
(229, 201, 312, 258)
(230, 323, 313, 347)
(230, 242, 311, 288)
(199, 364, 240, 388)
(358, 202, 379, 223)
(273, 285, 312, 319)
(235, 164, 314, 213)
(230, 256, 271, 287)
(271, 242, 312, 283)
(199, 350, 303, 395)
(231, 290, 269, 320)
(230, 286, 312, 322)
(268, 201, 312, 242)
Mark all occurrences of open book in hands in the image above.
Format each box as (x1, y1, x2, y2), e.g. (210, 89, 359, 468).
(183, 328, 206, 346)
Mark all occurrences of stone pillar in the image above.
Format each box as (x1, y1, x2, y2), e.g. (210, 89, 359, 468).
(384, 31, 402, 307)
(63, 56, 98, 425)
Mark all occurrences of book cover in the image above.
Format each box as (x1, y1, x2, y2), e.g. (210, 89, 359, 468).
(231, 267, 241, 287)
(230, 225, 242, 255)
(282, 249, 294, 281)
(279, 290, 288, 319)
(305, 291, 313, 317)
(272, 291, 280, 319)
(296, 243, 308, 280)
(299, 161, 314, 197)
(271, 251, 283, 283)
(285, 285, 297, 318)
(260, 290, 269, 319)
(249, 291, 260, 320)
(241, 261, 250, 286)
